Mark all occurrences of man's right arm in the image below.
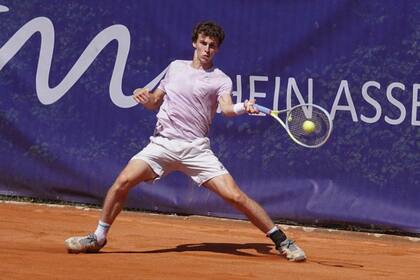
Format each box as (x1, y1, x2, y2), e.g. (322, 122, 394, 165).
(132, 88, 166, 110)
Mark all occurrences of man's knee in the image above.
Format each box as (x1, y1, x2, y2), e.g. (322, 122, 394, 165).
(112, 160, 156, 192)
(113, 173, 136, 192)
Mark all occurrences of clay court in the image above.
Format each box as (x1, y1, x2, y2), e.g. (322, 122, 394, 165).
(0, 201, 419, 280)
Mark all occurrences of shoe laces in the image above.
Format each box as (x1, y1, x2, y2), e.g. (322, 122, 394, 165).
(81, 233, 98, 245)
(280, 239, 298, 251)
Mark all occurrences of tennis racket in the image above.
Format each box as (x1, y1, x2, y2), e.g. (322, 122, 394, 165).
(253, 103, 333, 148)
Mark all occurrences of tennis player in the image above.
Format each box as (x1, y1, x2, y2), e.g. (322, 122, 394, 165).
(65, 21, 306, 261)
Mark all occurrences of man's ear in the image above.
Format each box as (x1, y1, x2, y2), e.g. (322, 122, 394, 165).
(192, 41, 197, 48)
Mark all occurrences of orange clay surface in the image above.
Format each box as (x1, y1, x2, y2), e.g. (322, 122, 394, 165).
(0, 201, 419, 280)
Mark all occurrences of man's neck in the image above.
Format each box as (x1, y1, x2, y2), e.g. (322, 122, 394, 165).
(191, 53, 213, 70)
(191, 60, 213, 70)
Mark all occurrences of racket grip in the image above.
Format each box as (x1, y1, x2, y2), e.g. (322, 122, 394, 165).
(253, 104, 271, 115)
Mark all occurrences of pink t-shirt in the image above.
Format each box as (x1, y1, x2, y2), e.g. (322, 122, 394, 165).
(155, 60, 232, 141)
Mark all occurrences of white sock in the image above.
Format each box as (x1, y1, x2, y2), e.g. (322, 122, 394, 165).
(266, 226, 279, 236)
(94, 220, 110, 245)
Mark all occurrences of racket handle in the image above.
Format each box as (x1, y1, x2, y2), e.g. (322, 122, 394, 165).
(253, 104, 271, 115)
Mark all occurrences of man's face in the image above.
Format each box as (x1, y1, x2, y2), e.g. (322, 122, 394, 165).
(193, 33, 219, 65)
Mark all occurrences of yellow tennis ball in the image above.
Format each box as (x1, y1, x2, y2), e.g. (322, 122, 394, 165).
(302, 120, 315, 133)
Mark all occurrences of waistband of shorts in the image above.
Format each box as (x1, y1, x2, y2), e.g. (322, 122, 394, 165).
(152, 134, 209, 145)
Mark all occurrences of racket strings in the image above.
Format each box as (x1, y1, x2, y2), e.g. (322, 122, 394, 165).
(286, 106, 331, 147)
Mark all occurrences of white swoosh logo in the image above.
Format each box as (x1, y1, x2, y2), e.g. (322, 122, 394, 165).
(0, 5, 9, 13)
(0, 5, 167, 108)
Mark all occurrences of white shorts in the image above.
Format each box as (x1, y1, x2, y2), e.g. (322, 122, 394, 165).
(131, 136, 229, 185)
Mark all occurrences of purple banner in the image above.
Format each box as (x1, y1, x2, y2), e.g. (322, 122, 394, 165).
(0, 0, 419, 233)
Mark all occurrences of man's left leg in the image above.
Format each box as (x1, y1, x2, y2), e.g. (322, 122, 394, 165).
(204, 174, 306, 261)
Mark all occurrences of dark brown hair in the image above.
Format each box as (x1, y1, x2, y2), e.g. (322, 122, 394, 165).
(192, 21, 225, 46)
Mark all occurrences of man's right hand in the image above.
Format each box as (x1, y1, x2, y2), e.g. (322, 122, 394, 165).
(132, 88, 150, 105)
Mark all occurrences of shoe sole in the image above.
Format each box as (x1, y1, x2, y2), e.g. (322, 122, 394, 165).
(289, 255, 306, 262)
(281, 251, 306, 262)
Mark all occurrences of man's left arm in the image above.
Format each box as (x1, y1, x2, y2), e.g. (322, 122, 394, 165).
(218, 94, 257, 117)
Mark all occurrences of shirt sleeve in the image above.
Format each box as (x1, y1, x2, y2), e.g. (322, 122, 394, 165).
(217, 76, 233, 100)
(157, 61, 174, 92)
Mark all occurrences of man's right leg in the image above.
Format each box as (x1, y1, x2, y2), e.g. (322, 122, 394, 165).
(64, 159, 157, 253)
(100, 159, 157, 225)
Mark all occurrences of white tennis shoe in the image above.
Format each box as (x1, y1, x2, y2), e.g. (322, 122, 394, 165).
(65, 233, 106, 253)
(278, 239, 306, 261)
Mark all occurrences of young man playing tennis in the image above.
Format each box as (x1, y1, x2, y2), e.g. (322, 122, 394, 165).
(65, 21, 306, 262)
